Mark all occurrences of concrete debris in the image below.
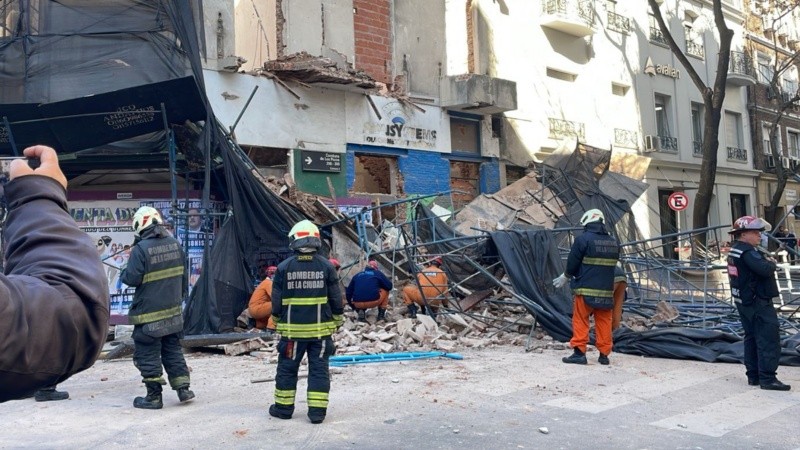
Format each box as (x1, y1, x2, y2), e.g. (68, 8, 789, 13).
(260, 51, 378, 89)
(651, 301, 680, 324)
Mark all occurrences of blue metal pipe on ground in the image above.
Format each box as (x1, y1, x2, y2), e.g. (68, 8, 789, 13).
(330, 351, 463, 366)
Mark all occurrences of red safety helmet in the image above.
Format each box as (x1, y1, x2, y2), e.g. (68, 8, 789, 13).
(329, 258, 341, 269)
(368, 260, 378, 270)
(431, 257, 443, 266)
(729, 216, 770, 234)
(266, 265, 278, 277)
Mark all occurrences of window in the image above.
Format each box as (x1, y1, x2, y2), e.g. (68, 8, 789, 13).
(789, 130, 800, 158)
(730, 194, 749, 223)
(691, 102, 704, 156)
(763, 124, 780, 155)
(649, 14, 667, 45)
(450, 117, 480, 154)
(353, 155, 398, 194)
(725, 112, 742, 148)
(654, 94, 672, 137)
(547, 68, 577, 82)
(450, 161, 480, 210)
(0, 2, 19, 38)
(684, 24, 704, 59)
(757, 53, 774, 84)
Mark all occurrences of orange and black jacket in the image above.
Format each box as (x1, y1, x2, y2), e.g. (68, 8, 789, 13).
(271, 253, 343, 340)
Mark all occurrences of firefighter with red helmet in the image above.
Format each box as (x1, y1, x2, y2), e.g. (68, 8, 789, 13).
(727, 215, 790, 391)
(121, 206, 194, 409)
(269, 220, 343, 424)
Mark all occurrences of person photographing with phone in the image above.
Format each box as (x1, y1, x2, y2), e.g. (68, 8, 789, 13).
(0, 145, 109, 402)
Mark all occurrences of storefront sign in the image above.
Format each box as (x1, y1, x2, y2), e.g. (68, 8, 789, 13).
(352, 96, 444, 151)
(786, 189, 797, 202)
(644, 57, 681, 79)
(301, 150, 342, 173)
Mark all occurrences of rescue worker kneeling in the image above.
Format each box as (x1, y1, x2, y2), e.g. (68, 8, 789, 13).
(121, 206, 194, 409)
(345, 260, 392, 322)
(402, 257, 449, 318)
(270, 220, 344, 424)
(248, 265, 278, 331)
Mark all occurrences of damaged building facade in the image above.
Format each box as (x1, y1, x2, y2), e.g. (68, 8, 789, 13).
(201, 0, 517, 214)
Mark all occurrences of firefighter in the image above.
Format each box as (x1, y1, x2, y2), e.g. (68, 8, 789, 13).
(553, 208, 619, 365)
(270, 220, 344, 424)
(402, 257, 450, 318)
(121, 206, 194, 409)
(727, 216, 790, 391)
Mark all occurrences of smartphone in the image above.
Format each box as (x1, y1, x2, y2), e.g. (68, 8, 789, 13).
(0, 157, 40, 184)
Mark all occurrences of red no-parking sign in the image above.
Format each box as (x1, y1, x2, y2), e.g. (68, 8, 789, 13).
(668, 192, 689, 211)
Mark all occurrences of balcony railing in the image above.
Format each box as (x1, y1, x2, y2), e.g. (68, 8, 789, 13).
(729, 51, 754, 78)
(614, 128, 638, 149)
(650, 26, 667, 45)
(692, 140, 703, 157)
(549, 118, 585, 140)
(607, 11, 630, 34)
(542, 0, 594, 27)
(727, 146, 748, 162)
(686, 39, 705, 59)
(657, 135, 678, 153)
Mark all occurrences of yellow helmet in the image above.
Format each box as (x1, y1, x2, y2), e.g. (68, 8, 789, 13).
(580, 209, 605, 226)
(132, 206, 163, 236)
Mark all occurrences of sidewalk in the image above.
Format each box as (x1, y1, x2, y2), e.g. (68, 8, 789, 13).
(2, 347, 800, 449)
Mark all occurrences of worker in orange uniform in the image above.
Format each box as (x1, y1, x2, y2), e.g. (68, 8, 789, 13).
(248, 265, 278, 331)
(553, 209, 619, 365)
(402, 257, 449, 318)
(612, 263, 627, 331)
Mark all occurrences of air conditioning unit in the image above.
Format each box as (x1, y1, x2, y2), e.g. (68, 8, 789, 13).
(644, 135, 659, 153)
(766, 155, 776, 168)
(782, 156, 791, 168)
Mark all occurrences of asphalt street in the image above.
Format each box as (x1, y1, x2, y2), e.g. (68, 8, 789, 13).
(2, 346, 800, 449)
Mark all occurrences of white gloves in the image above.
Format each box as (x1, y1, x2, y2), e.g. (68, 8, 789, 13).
(552, 273, 569, 289)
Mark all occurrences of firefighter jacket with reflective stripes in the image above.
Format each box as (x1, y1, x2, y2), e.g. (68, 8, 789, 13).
(727, 240, 779, 306)
(346, 268, 393, 302)
(565, 221, 620, 309)
(121, 226, 186, 325)
(271, 253, 344, 340)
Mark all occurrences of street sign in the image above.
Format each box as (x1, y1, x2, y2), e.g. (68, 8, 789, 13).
(300, 150, 342, 173)
(668, 192, 689, 211)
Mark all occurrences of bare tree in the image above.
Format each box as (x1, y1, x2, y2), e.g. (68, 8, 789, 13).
(648, 0, 733, 251)
(756, 1, 800, 227)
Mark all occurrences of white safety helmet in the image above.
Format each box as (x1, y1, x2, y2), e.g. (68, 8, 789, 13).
(580, 209, 605, 226)
(288, 219, 322, 252)
(132, 206, 163, 236)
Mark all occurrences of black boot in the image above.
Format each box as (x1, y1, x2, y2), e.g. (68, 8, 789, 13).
(598, 353, 610, 365)
(34, 386, 69, 402)
(357, 309, 367, 323)
(176, 386, 195, 403)
(562, 349, 587, 365)
(377, 308, 387, 322)
(760, 379, 791, 391)
(308, 406, 326, 424)
(407, 304, 418, 319)
(133, 382, 163, 409)
(269, 404, 293, 419)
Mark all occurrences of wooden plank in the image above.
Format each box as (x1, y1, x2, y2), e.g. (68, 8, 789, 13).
(180, 331, 275, 348)
(458, 289, 495, 312)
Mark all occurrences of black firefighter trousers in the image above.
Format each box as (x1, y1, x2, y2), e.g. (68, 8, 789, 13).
(132, 326, 191, 389)
(736, 297, 782, 384)
(273, 337, 335, 420)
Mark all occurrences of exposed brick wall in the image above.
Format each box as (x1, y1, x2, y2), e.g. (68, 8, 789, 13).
(398, 150, 450, 195)
(353, 0, 392, 84)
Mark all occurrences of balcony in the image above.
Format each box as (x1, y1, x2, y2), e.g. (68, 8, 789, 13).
(607, 11, 630, 35)
(440, 74, 517, 115)
(727, 51, 756, 86)
(644, 135, 678, 153)
(727, 146, 748, 163)
(549, 118, 585, 140)
(686, 39, 705, 59)
(541, 0, 596, 38)
(692, 140, 703, 157)
(614, 128, 638, 149)
(650, 26, 668, 46)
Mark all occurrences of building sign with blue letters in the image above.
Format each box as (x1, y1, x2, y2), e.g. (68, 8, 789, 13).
(301, 150, 342, 173)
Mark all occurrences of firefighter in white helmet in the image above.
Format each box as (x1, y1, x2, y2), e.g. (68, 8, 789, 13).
(553, 208, 619, 365)
(121, 205, 194, 409)
(269, 219, 344, 424)
(727, 215, 790, 391)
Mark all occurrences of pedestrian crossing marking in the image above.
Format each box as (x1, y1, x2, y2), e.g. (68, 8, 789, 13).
(650, 390, 800, 437)
(542, 368, 722, 414)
